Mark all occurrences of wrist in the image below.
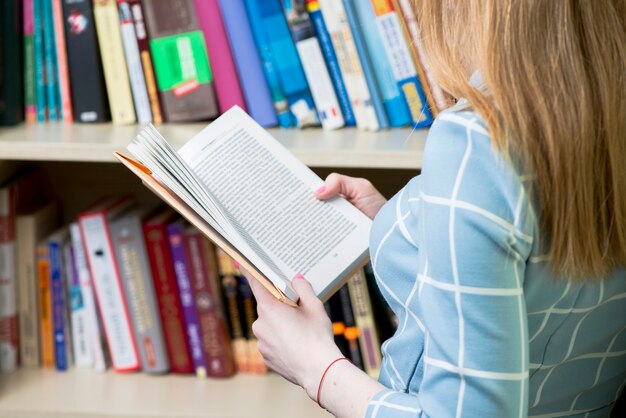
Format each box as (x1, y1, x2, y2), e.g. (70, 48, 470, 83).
(301, 345, 344, 400)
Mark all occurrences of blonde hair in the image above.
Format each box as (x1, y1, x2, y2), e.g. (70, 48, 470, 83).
(416, 0, 626, 279)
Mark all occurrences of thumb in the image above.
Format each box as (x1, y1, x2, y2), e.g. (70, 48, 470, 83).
(314, 173, 346, 200)
(290, 274, 319, 308)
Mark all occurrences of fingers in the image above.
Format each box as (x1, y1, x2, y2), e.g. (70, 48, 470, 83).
(234, 260, 274, 305)
(290, 274, 322, 310)
(314, 173, 350, 200)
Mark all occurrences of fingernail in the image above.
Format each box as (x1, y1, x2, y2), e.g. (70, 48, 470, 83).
(233, 260, 241, 270)
(315, 186, 326, 194)
(293, 273, 305, 280)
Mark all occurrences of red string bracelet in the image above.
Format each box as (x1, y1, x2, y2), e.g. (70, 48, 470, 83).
(316, 357, 350, 409)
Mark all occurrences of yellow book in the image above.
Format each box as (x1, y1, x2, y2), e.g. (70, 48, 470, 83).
(37, 243, 54, 368)
(93, 0, 136, 124)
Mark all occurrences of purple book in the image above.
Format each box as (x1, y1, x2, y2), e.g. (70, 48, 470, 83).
(218, 0, 277, 127)
(166, 220, 208, 378)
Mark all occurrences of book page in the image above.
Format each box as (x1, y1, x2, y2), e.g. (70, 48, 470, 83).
(178, 107, 371, 300)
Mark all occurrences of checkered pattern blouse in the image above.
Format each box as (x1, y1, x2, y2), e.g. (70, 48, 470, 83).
(365, 109, 626, 417)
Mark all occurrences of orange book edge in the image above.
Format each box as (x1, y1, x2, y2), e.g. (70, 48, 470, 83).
(114, 151, 297, 307)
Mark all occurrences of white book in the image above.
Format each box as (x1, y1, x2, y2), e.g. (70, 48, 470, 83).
(63, 241, 90, 368)
(119, 106, 371, 304)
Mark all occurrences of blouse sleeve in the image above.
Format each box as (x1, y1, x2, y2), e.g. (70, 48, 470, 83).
(365, 112, 534, 417)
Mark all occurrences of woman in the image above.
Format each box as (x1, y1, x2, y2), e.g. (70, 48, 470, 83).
(242, 1, 626, 416)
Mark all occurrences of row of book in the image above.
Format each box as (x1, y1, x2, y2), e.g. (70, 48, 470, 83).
(0, 169, 396, 379)
(0, 0, 451, 130)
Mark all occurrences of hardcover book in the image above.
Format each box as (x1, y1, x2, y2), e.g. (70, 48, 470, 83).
(37, 241, 55, 368)
(237, 273, 267, 374)
(0, 0, 24, 126)
(116, 106, 371, 305)
(47, 228, 70, 371)
(52, 0, 73, 122)
(64, 241, 91, 368)
(141, 0, 218, 122)
(34, 0, 46, 122)
(337, 284, 364, 370)
(42, 0, 60, 120)
(23, 0, 37, 122)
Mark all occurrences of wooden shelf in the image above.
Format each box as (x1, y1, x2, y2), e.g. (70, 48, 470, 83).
(0, 369, 329, 418)
(0, 123, 427, 169)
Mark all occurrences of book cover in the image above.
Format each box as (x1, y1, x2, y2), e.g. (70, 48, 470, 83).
(48, 229, 70, 371)
(64, 241, 91, 368)
(143, 209, 193, 374)
(184, 228, 235, 377)
(62, 0, 111, 123)
(16, 201, 59, 367)
(253, 0, 319, 128)
(337, 284, 364, 370)
(0, 0, 25, 126)
(282, 0, 344, 131)
(193, 0, 246, 115)
(351, 0, 410, 128)
(110, 207, 169, 373)
(215, 248, 248, 373)
(37, 242, 55, 368)
(218, 0, 277, 127)
(23, 0, 38, 123)
(141, 0, 218, 122)
(369, 0, 433, 128)
(34, 0, 47, 122)
(69, 222, 107, 371)
(317, 0, 379, 131)
(237, 274, 268, 374)
(117, 0, 152, 123)
(78, 196, 141, 372)
(305, 0, 355, 127)
(347, 268, 382, 378)
(0, 184, 18, 372)
(342, 0, 389, 130)
(43, 0, 60, 120)
(167, 219, 208, 377)
(52, 0, 73, 122)
(243, 0, 293, 128)
(93, 0, 136, 125)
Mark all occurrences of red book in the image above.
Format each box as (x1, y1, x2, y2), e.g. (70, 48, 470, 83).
(143, 209, 193, 374)
(184, 226, 235, 377)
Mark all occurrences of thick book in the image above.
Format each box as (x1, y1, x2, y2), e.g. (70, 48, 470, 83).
(78, 196, 141, 372)
(184, 228, 235, 377)
(141, 0, 218, 122)
(47, 228, 70, 371)
(218, 0, 277, 127)
(16, 201, 59, 367)
(282, 0, 344, 131)
(167, 219, 208, 378)
(52, 0, 73, 122)
(0, 0, 24, 126)
(193, 0, 246, 115)
(337, 285, 364, 370)
(305, 0, 355, 127)
(116, 106, 371, 305)
(23, 0, 37, 122)
(37, 241, 55, 368)
(61, 0, 111, 123)
(110, 207, 169, 373)
(143, 209, 193, 374)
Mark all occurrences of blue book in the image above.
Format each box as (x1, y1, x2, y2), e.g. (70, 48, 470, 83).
(219, 0, 278, 127)
(33, 0, 46, 122)
(48, 230, 68, 371)
(255, 0, 318, 128)
(343, 0, 389, 129)
(351, 0, 410, 128)
(306, 1, 355, 127)
(42, 0, 59, 120)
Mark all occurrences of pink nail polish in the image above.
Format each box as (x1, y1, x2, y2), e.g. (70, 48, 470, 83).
(315, 186, 326, 194)
(293, 273, 305, 280)
(233, 260, 241, 270)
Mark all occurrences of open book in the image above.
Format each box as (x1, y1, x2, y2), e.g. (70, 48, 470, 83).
(115, 106, 371, 306)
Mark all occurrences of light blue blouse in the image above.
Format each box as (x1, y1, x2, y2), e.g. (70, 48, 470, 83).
(365, 108, 626, 417)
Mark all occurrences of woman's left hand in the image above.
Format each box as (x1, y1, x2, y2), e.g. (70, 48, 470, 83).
(240, 270, 344, 400)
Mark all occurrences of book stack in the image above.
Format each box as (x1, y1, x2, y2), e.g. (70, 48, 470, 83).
(1, 0, 452, 129)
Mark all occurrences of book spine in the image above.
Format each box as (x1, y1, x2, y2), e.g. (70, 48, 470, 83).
(0, 1, 24, 126)
(37, 243, 55, 368)
(325, 296, 349, 359)
(369, 0, 433, 128)
(216, 249, 248, 373)
(318, 0, 379, 131)
(93, 0, 136, 125)
(237, 274, 267, 374)
(24, 0, 37, 122)
(117, 1, 152, 123)
(111, 213, 169, 373)
(394, 0, 451, 113)
(193, 0, 246, 115)
(282, 1, 344, 131)
(347, 269, 382, 378)
(342, 0, 389, 130)
(166, 222, 208, 377)
(243, 0, 293, 128)
(16, 216, 38, 367)
(43, 0, 59, 120)
(79, 212, 140, 372)
(69, 222, 106, 371)
(305, 0, 355, 127)
(34, 0, 47, 121)
(255, 0, 319, 128)
(49, 240, 69, 371)
(52, 0, 73, 122)
(0, 186, 18, 373)
(337, 285, 364, 370)
(352, 0, 410, 128)
(65, 243, 92, 368)
(143, 222, 193, 374)
(185, 232, 235, 377)
(218, 0, 277, 127)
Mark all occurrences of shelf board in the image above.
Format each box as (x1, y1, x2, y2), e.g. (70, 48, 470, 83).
(0, 369, 329, 418)
(0, 123, 427, 169)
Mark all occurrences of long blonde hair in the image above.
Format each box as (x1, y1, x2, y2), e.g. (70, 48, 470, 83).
(415, 0, 626, 279)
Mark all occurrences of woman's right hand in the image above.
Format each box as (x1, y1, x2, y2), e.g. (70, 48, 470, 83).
(314, 173, 387, 220)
